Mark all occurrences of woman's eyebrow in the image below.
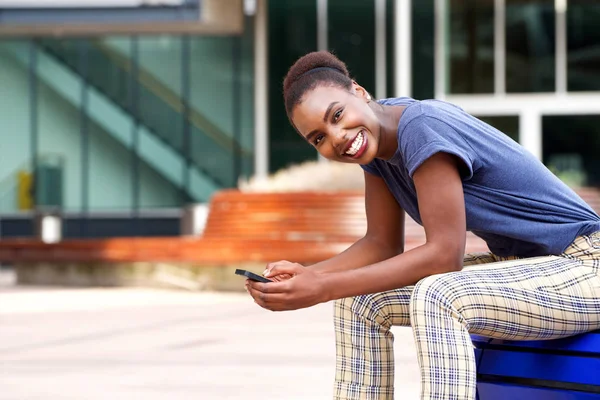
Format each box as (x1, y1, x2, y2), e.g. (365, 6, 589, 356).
(323, 101, 339, 122)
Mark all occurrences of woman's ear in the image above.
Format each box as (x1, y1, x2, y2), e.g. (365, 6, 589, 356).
(352, 81, 372, 102)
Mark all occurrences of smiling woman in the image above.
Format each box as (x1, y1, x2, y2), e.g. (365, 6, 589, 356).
(283, 51, 402, 163)
(245, 50, 600, 400)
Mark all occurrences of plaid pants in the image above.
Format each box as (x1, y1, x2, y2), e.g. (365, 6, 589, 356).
(333, 231, 600, 400)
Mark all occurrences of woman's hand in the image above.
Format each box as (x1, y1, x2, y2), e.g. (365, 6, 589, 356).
(262, 260, 295, 282)
(246, 261, 330, 311)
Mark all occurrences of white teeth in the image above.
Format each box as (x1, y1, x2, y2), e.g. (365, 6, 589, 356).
(345, 132, 364, 156)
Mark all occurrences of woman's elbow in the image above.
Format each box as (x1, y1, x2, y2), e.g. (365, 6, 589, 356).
(429, 242, 464, 273)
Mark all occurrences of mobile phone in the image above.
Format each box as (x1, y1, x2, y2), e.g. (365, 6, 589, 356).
(235, 269, 272, 283)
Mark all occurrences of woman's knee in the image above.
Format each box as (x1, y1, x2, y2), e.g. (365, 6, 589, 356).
(410, 273, 466, 321)
(334, 290, 411, 329)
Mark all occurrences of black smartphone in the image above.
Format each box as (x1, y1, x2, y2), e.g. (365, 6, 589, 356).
(235, 269, 272, 283)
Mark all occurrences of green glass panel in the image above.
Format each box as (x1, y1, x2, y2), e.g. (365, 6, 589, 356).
(39, 35, 246, 193)
(448, 0, 495, 94)
(478, 116, 519, 142)
(36, 38, 82, 212)
(268, 0, 318, 173)
(567, 1, 600, 91)
(328, 0, 376, 95)
(0, 39, 32, 213)
(543, 115, 600, 186)
(412, 0, 435, 100)
(506, 0, 556, 93)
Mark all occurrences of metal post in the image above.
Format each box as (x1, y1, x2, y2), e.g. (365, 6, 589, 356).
(394, 0, 412, 98)
(434, 0, 448, 99)
(254, 0, 269, 178)
(317, 0, 329, 163)
(317, 0, 328, 52)
(555, 0, 567, 94)
(131, 36, 141, 234)
(80, 39, 90, 237)
(494, 0, 506, 95)
(29, 40, 38, 211)
(375, 0, 387, 100)
(181, 35, 191, 200)
(233, 36, 242, 185)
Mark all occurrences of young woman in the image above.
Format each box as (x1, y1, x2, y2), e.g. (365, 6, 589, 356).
(245, 51, 600, 400)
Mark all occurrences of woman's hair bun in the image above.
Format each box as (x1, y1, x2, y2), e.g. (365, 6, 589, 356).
(283, 51, 352, 117)
(283, 51, 350, 94)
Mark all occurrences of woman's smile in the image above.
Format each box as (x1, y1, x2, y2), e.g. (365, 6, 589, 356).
(342, 130, 368, 159)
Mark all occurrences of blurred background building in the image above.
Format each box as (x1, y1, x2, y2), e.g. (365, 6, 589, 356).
(0, 0, 599, 239)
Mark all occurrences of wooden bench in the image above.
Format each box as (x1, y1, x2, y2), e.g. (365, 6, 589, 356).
(472, 331, 600, 399)
(0, 190, 370, 265)
(0, 189, 492, 265)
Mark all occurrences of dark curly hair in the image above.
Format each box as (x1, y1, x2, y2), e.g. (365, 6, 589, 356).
(283, 51, 353, 120)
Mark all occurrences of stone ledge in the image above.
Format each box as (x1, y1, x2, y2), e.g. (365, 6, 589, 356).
(14, 262, 266, 292)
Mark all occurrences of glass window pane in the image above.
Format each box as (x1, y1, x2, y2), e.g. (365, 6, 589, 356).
(412, 0, 435, 100)
(189, 36, 237, 188)
(136, 36, 187, 208)
(329, 0, 376, 95)
(36, 38, 83, 213)
(138, 36, 184, 153)
(386, 0, 395, 98)
(268, 0, 317, 172)
(478, 115, 520, 142)
(567, 1, 600, 91)
(83, 37, 135, 211)
(506, 0, 556, 93)
(0, 39, 31, 213)
(543, 115, 600, 186)
(239, 16, 256, 180)
(449, 0, 495, 94)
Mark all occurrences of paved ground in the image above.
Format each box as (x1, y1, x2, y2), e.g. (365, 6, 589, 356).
(0, 268, 420, 400)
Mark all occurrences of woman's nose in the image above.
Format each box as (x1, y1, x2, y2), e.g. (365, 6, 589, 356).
(333, 129, 348, 149)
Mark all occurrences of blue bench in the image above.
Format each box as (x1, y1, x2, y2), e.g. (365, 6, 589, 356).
(472, 330, 600, 399)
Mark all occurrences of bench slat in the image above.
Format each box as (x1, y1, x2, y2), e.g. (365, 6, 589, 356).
(477, 382, 600, 400)
(475, 349, 600, 385)
(472, 331, 600, 353)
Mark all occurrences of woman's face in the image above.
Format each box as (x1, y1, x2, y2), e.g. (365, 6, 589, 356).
(291, 84, 381, 164)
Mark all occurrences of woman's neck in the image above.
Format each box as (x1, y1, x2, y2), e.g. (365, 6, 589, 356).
(373, 103, 406, 160)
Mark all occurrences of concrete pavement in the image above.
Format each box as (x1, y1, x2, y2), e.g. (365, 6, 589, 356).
(0, 269, 420, 400)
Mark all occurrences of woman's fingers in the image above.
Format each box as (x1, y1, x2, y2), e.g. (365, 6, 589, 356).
(264, 262, 305, 279)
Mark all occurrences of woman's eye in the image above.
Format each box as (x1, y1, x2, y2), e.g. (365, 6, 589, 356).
(314, 134, 324, 146)
(333, 109, 343, 122)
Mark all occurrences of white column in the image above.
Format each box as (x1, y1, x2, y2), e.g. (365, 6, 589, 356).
(254, 0, 269, 179)
(394, 0, 412, 97)
(317, 0, 328, 163)
(375, 0, 387, 100)
(555, 0, 567, 94)
(317, 0, 328, 51)
(434, 0, 447, 99)
(494, 0, 506, 95)
(520, 110, 542, 160)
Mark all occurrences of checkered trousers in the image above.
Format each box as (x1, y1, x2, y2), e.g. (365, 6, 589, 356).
(333, 231, 600, 400)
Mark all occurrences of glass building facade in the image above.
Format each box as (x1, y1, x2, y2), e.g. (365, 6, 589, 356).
(0, 29, 255, 217)
(441, 0, 600, 186)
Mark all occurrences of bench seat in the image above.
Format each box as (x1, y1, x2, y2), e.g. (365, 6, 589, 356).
(472, 330, 600, 399)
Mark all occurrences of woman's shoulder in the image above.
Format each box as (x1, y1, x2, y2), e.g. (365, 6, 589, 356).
(377, 96, 418, 107)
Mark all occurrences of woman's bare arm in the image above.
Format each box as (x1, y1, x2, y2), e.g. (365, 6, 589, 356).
(248, 153, 468, 311)
(319, 152, 467, 300)
(304, 171, 405, 274)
